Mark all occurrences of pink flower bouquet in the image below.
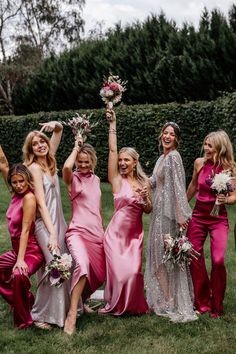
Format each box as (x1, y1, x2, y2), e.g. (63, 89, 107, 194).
(163, 231, 200, 270)
(100, 74, 127, 109)
(62, 113, 97, 141)
(45, 253, 72, 288)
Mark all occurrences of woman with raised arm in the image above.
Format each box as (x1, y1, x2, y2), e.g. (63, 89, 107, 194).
(186, 130, 236, 318)
(145, 122, 197, 323)
(99, 109, 152, 316)
(62, 135, 105, 335)
(23, 121, 70, 329)
(0, 163, 43, 329)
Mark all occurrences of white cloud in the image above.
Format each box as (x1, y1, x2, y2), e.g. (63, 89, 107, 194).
(83, 0, 235, 35)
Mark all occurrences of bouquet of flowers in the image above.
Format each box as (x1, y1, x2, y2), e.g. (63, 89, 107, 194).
(205, 170, 234, 216)
(163, 231, 200, 270)
(62, 113, 97, 140)
(100, 73, 127, 109)
(44, 253, 73, 288)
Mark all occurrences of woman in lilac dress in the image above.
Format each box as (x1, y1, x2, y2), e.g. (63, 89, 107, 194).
(99, 108, 152, 316)
(63, 136, 105, 335)
(0, 164, 43, 328)
(23, 121, 70, 329)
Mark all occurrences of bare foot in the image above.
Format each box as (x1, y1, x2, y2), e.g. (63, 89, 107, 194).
(64, 313, 77, 335)
(84, 304, 94, 313)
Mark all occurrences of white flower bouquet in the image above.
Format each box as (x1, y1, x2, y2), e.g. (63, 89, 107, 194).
(100, 73, 127, 109)
(163, 231, 200, 270)
(206, 170, 234, 216)
(62, 113, 97, 140)
(45, 253, 73, 288)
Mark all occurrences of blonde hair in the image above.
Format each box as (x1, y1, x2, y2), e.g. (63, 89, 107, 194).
(202, 130, 235, 170)
(22, 130, 57, 175)
(119, 147, 148, 186)
(78, 143, 97, 171)
(8, 163, 34, 192)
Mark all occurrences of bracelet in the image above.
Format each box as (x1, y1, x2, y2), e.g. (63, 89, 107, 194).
(109, 129, 117, 134)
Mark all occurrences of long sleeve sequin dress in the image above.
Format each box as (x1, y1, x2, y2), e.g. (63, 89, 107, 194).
(145, 150, 197, 322)
(31, 174, 70, 327)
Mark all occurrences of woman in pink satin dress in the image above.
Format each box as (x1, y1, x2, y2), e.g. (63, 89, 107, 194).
(63, 136, 105, 335)
(0, 163, 43, 329)
(187, 130, 236, 318)
(99, 108, 152, 316)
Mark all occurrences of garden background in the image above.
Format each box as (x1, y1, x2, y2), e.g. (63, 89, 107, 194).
(1, 2, 236, 353)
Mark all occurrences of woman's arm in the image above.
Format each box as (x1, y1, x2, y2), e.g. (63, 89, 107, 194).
(106, 109, 121, 193)
(29, 163, 58, 252)
(0, 145, 9, 181)
(39, 121, 63, 156)
(63, 135, 83, 190)
(186, 158, 204, 202)
(13, 193, 36, 275)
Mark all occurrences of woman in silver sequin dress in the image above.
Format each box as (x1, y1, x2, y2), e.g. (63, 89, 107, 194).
(144, 122, 197, 322)
(23, 121, 70, 329)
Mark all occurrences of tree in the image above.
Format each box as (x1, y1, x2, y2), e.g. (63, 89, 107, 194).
(0, 0, 85, 114)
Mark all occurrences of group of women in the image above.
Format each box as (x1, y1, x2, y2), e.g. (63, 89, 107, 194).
(0, 108, 235, 335)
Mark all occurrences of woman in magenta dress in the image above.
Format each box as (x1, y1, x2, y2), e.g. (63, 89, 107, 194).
(0, 164, 44, 329)
(99, 108, 152, 316)
(63, 136, 105, 335)
(187, 130, 236, 317)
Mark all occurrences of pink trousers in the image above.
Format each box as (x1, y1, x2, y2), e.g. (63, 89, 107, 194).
(187, 200, 229, 315)
(0, 240, 43, 328)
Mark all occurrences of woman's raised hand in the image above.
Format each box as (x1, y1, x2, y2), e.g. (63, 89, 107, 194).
(75, 133, 83, 148)
(106, 108, 116, 123)
(39, 121, 63, 133)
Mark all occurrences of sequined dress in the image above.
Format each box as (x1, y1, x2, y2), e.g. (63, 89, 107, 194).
(31, 174, 70, 327)
(145, 150, 198, 322)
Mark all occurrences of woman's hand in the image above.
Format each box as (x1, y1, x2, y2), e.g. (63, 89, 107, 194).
(48, 233, 59, 252)
(75, 133, 83, 148)
(13, 260, 28, 275)
(106, 108, 116, 123)
(179, 220, 190, 231)
(217, 194, 227, 204)
(39, 121, 63, 133)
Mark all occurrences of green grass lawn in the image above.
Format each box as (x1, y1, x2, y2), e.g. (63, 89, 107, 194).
(0, 175, 236, 354)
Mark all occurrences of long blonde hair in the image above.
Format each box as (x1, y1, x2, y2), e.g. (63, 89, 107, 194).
(202, 130, 235, 171)
(119, 147, 148, 186)
(22, 130, 57, 175)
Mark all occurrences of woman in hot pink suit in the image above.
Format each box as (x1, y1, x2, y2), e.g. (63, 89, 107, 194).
(99, 108, 152, 316)
(187, 130, 236, 318)
(0, 164, 43, 328)
(63, 138, 105, 335)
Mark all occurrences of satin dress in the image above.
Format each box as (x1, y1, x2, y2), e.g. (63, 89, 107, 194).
(0, 190, 43, 328)
(187, 159, 229, 316)
(66, 171, 105, 299)
(31, 174, 70, 327)
(100, 177, 149, 315)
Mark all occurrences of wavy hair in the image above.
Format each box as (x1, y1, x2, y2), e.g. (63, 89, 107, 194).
(22, 130, 57, 175)
(202, 130, 236, 171)
(158, 121, 181, 150)
(119, 147, 148, 186)
(7, 163, 34, 192)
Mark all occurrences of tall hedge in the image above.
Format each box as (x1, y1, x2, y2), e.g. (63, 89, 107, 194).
(0, 93, 235, 183)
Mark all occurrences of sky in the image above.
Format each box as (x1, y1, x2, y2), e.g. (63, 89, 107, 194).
(82, 0, 235, 35)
